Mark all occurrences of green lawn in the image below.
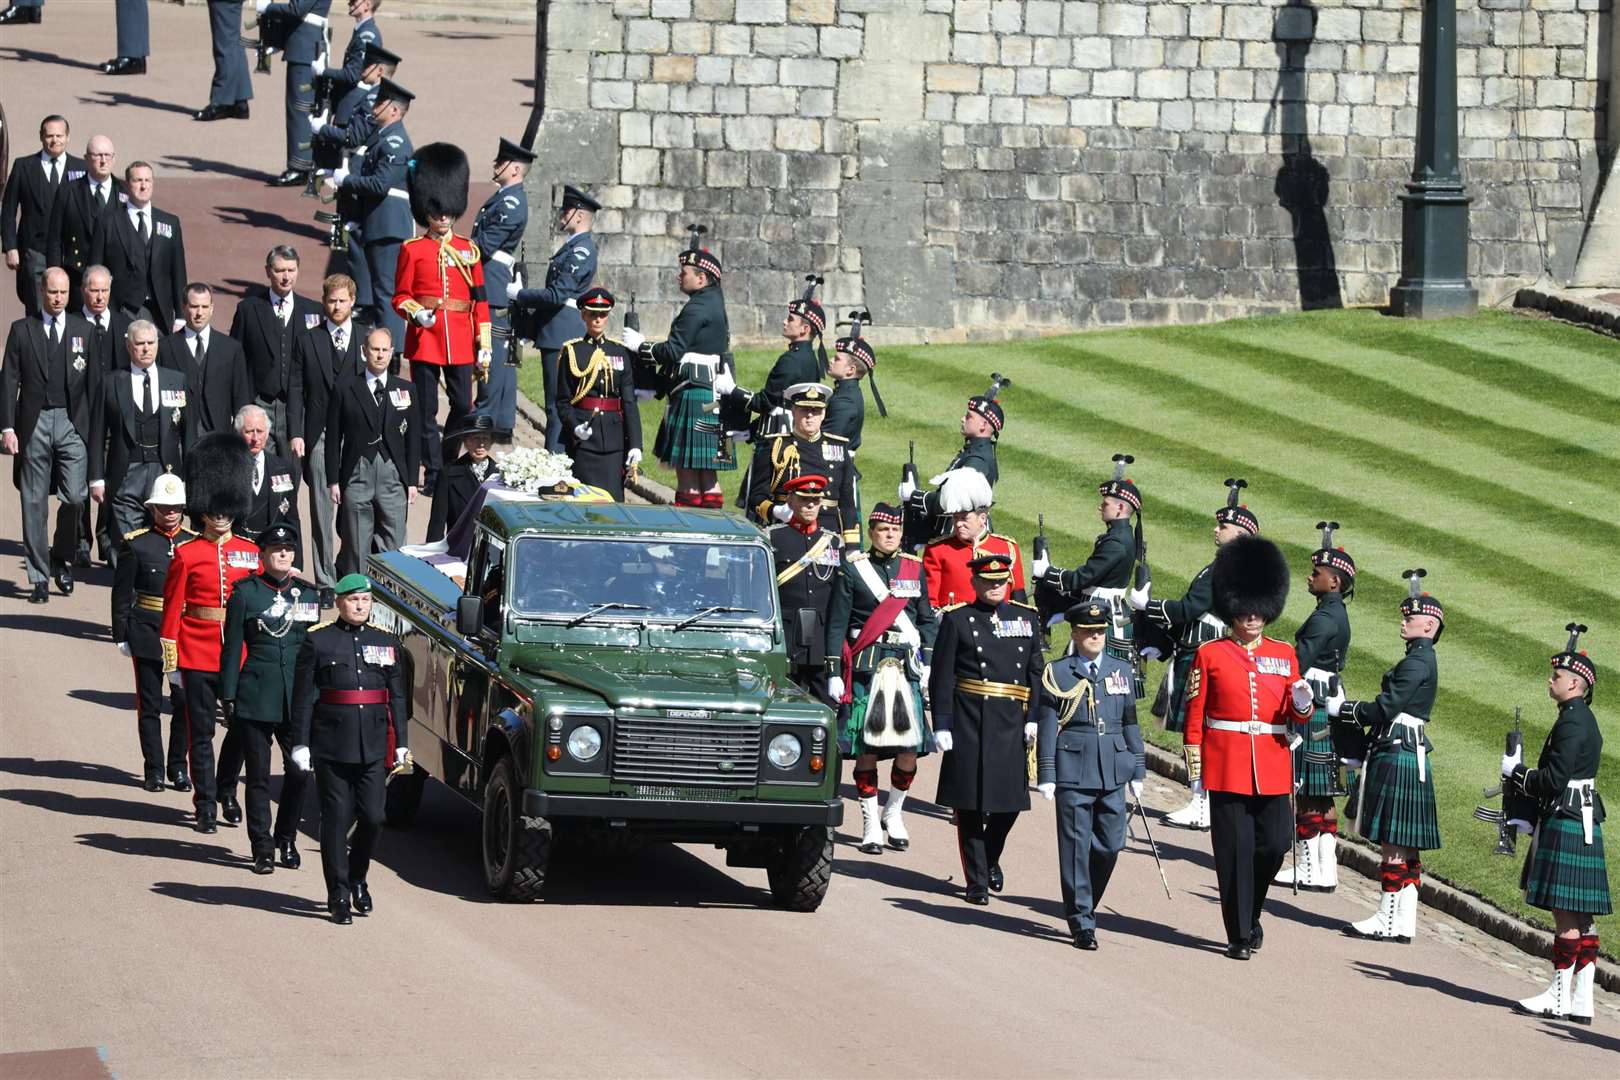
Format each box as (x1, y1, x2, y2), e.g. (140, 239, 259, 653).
(521, 309, 1620, 940)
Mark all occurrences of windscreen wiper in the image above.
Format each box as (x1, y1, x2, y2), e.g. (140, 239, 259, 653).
(672, 605, 756, 631)
(565, 602, 649, 628)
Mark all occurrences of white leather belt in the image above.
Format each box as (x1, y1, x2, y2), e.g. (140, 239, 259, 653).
(303, 12, 327, 26)
(1392, 712, 1427, 781)
(386, 187, 408, 200)
(490, 250, 515, 268)
(1304, 666, 1334, 682)
(1208, 719, 1287, 736)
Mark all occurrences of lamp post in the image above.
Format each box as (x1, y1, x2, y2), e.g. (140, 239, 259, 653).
(1389, 0, 1478, 318)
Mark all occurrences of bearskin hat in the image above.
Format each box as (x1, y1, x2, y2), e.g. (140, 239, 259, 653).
(185, 431, 252, 521)
(1211, 534, 1290, 626)
(407, 141, 469, 227)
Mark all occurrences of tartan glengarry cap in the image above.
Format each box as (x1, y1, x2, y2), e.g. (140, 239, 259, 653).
(1552, 650, 1597, 687)
(967, 395, 1004, 434)
(679, 246, 722, 279)
(1099, 476, 1141, 511)
(1400, 593, 1445, 623)
(835, 336, 876, 370)
(1216, 504, 1259, 535)
(867, 502, 903, 526)
(1311, 546, 1357, 578)
(787, 298, 826, 335)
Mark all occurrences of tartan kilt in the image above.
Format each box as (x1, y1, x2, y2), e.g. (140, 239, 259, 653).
(1522, 816, 1611, 915)
(1162, 648, 1195, 734)
(836, 678, 933, 759)
(1297, 705, 1346, 797)
(654, 387, 736, 472)
(1356, 743, 1441, 850)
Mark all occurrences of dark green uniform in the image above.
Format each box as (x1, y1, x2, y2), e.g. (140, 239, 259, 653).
(649, 283, 733, 472)
(825, 549, 937, 757)
(1512, 697, 1609, 915)
(823, 377, 864, 453)
(1345, 638, 1440, 850)
(1293, 590, 1351, 796)
(219, 571, 320, 862)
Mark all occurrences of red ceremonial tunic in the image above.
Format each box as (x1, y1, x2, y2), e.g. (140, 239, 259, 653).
(159, 533, 260, 673)
(392, 233, 491, 366)
(1183, 634, 1312, 796)
(923, 531, 1025, 609)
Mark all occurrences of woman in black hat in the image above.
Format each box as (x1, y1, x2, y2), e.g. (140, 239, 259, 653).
(426, 413, 501, 542)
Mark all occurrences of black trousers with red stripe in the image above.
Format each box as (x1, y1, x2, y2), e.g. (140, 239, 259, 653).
(181, 670, 223, 814)
(955, 810, 1019, 897)
(1209, 791, 1293, 945)
(133, 656, 188, 779)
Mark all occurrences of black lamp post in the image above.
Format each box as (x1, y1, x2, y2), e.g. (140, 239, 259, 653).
(1389, 0, 1478, 317)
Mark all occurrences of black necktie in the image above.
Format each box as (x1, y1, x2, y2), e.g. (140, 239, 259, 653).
(1085, 662, 1096, 682)
(193, 334, 204, 365)
(47, 159, 58, 187)
(373, 380, 385, 407)
(95, 183, 106, 210)
(141, 369, 153, 415)
(137, 210, 149, 243)
(47, 318, 59, 349)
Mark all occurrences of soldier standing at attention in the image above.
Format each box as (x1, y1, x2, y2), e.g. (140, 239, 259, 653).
(822, 327, 874, 453)
(1339, 570, 1444, 944)
(111, 472, 195, 793)
(921, 470, 1025, 610)
(745, 383, 856, 542)
(256, 0, 334, 188)
(899, 388, 1002, 546)
(1508, 627, 1606, 1026)
(930, 553, 1044, 905)
(1035, 600, 1144, 951)
(290, 573, 410, 924)
(767, 475, 843, 705)
(218, 522, 319, 874)
(471, 137, 532, 441)
(555, 287, 641, 500)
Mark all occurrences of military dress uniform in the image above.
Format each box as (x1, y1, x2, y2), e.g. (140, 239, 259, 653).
(511, 186, 597, 452)
(1039, 516, 1136, 676)
(556, 311, 641, 500)
(471, 139, 532, 438)
(334, 95, 412, 343)
(923, 528, 1025, 610)
(259, 0, 333, 179)
(929, 557, 1044, 904)
(1278, 585, 1352, 889)
(291, 591, 409, 920)
(112, 513, 196, 790)
(768, 481, 844, 704)
(723, 329, 823, 508)
(218, 533, 319, 870)
(646, 245, 732, 491)
(746, 389, 856, 542)
(1035, 601, 1144, 945)
(904, 433, 998, 548)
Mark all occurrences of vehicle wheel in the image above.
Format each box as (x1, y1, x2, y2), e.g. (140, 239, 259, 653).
(384, 764, 427, 827)
(767, 825, 833, 912)
(482, 755, 550, 901)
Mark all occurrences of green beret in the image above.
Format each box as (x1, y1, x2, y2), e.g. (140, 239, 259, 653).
(334, 573, 372, 595)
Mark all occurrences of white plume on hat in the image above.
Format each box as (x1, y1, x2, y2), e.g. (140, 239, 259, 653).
(933, 468, 993, 513)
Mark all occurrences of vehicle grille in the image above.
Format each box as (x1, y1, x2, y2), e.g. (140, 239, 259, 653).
(612, 716, 760, 789)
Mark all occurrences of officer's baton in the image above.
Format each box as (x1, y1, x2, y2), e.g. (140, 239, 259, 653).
(1132, 789, 1172, 900)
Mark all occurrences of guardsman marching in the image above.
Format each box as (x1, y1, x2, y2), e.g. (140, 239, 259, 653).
(555, 286, 642, 500)
(393, 142, 491, 496)
(290, 573, 409, 924)
(218, 522, 319, 873)
(900, 382, 1003, 547)
(1154, 479, 1257, 830)
(472, 137, 533, 440)
(768, 475, 843, 704)
(1035, 600, 1145, 950)
(1182, 536, 1313, 959)
(1508, 627, 1606, 1025)
(159, 433, 260, 833)
(825, 502, 938, 855)
(921, 470, 1025, 610)
(746, 383, 857, 543)
(111, 471, 195, 792)
(1338, 569, 1444, 944)
(929, 553, 1044, 905)
(1274, 522, 1355, 891)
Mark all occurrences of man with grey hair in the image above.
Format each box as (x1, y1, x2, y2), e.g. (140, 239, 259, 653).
(327, 324, 417, 575)
(88, 319, 191, 546)
(76, 263, 127, 563)
(231, 244, 321, 455)
(233, 402, 301, 548)
(46, 134, 121, 300)
(2, 267, 98, 601)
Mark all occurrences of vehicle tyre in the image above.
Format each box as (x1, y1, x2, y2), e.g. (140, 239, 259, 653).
(767, 825, 833, 912)
(384, 764, 427, 827)
(482, 755, 550, 901)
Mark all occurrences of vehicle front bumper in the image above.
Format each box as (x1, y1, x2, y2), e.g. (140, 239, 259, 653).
(522, 789, 844, 827)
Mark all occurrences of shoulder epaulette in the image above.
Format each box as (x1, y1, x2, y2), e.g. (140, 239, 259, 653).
(846, 551, 868, 563)
(923, 534, 953, 548)
(309, 619, 337, 632)
(402, 234, 430, 246)
(938, 602, 967, 613)
(466, 239, 482, 261)
(823, 432, 848, 442)
(762, 431, 792, 441)
(899, 552, 922, 562)
(766, 522, 792, 531)
(123, 527, 150, 540)
(559, 337, 583, 350)
(1010, 600, 1038, 612)
(989, 532, 1020, 547)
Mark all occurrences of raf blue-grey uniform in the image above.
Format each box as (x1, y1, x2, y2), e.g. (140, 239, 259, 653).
(261, 0, 333, 172)
(1035, 646, 1146, 937)
(472, 184, 528, 435)
(338, 117, 412, 349)
(330, 13, 379, 95)
(514, 229, 594, 451)
(116, 0, 150, 60)
(206, 1, 254, 108)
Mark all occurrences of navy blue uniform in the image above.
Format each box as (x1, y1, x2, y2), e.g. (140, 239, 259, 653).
(338, 118, 412, 346)
(513, 229, 594, 450)
(261, 0, 333, 171)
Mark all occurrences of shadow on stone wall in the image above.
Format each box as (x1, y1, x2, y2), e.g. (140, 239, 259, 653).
(1269, 1, 1343, 311)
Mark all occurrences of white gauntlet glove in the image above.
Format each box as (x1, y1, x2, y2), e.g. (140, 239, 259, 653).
(290, 746, 312, 772)
(619, 326, 644, 352)
(1032, 553, 1050, 578)
(505, 281, 521, 302)
(1038, 782, 1055, 801)
(1128, 584, 1151, 611)
(934, 730, 953, 753)
(412, 308, 435, 328)
(712, 369, 736, 397)
(827, 675, 845, 702)
(625, 448, 642, 468)
(770, 503, 792, 523)
(308, 112, 327, 133)
(1290, 679, 1314, 713)
(1501, 746, 1522, 777)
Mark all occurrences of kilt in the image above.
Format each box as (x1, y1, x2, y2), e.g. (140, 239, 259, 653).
(1162, 648, 1195, 734)
(1522, 816, 1611, 915)
(1297, 705, 1345, 797)
(654, 386, 736, 472)
(837, 678, 933, 759)
(1357, 743, 1441, 850)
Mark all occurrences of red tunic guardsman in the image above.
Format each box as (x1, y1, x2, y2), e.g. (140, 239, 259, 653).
(922, 470, 1025, 609)
(159, 433, 260, 832)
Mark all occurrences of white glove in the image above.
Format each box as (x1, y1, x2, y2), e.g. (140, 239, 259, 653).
(1326, 685, 1346, 717)
(898, 477, 917, 502)
(394, 747, 411, 768)
(1508, 818, 1534, 835)
(619, 326, 644, 351)
(770, 503, 792, 523)
(311, 51, 327, 75)
(254, 0, 270, 11)
(1501, 749, 1522, 777)
(1139, 646, 1162, 662)
(1032, 553, 1050, 578)
(168, 670, 183, 689)
(1130, 779, 1145, 799)
(477, 348, 492, 369)
(918, 664, 930, 687)
(573, 421, 593, 441)
(290, 745, 312, 772)
(934, 730, 953, 753)
(1128, 584, 1151, 610)
(308, 112, 327, 134)
(1024, 721, 1037, 746)
(827, 676, 845, 702)
(564, 297, 577, 308)
(413, 308, 435, 328)
(505, 281, 521, 302)
(1038, 782, 1055, 801)
(1290, 679, 1314, 713)
(625, 448, 642, 468)
(712, 369, 736, 396)
(331, 164, 350, 186)
(118, 641, 133, 657)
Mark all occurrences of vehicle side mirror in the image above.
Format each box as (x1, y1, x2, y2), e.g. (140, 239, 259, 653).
(456, 595, 483, 637)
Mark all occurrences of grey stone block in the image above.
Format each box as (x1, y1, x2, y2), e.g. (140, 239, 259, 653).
(842, 181, 925, 245)
(857, 124, 944, 183)
(864, 245, 956, 328)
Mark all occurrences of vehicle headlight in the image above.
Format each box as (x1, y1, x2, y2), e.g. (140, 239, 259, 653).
(566, 725, 603, 762)
(767, 732, 802, 769)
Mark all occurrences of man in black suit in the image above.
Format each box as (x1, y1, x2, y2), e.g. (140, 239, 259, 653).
(232, 402, 301, 549)
(89, 161, 187, 332)
(46, 134, 122, 300)
(0, 267, 98, 602)
(88, 319, 191, 544)
(327, 325, 417, 576)
(158, 283, 251, 436)
(288, 272, 363, 602)
(3, 115, 85, 317)
(76, 264, 129, 562)
(230, 244, 322, 456)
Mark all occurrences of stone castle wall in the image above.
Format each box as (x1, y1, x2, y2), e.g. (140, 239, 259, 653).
(524, 0, 1612, 343)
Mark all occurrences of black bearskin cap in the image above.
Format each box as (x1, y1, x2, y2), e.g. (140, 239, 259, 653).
(408, 142, 469, 227)
(185, 431, 252, 521)
(1211, 534, 1290, 625)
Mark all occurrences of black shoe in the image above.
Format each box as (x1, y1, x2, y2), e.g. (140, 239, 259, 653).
(1225, 943, 1252, 961)
(106, 56, 146, 75)
(252, 855, 274, 875)
(421, 481, 437, 499)
(28, 582, 48, 604)
(319, 588, 335, 609)
(964, 889, 989, 906)
(1073, 928, 1098, 951)
(0, 6, 43, 24)
(194, 813, 217, 834)
(169, 770, 192, 793)
(53, 564, 73, 596)
(988, 864, 1004, 893)
(270, 168, 310, 187)
(857, 839, 883, 855)
(277, 838, 301, 869)
(74, 546, 91, 568)
(329, 900, 353, 925)
(219, 793, 243, 826)
(193, 103, 231, 121)
(143, 772, 165, 793)
(1248, 924, 1264, 951)
(350, 881, 372, 915)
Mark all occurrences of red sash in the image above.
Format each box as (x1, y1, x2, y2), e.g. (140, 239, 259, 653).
(839, 556, 921, 704)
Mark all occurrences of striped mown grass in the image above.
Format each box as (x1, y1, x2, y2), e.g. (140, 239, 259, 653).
(520, 308, 1619, 941)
